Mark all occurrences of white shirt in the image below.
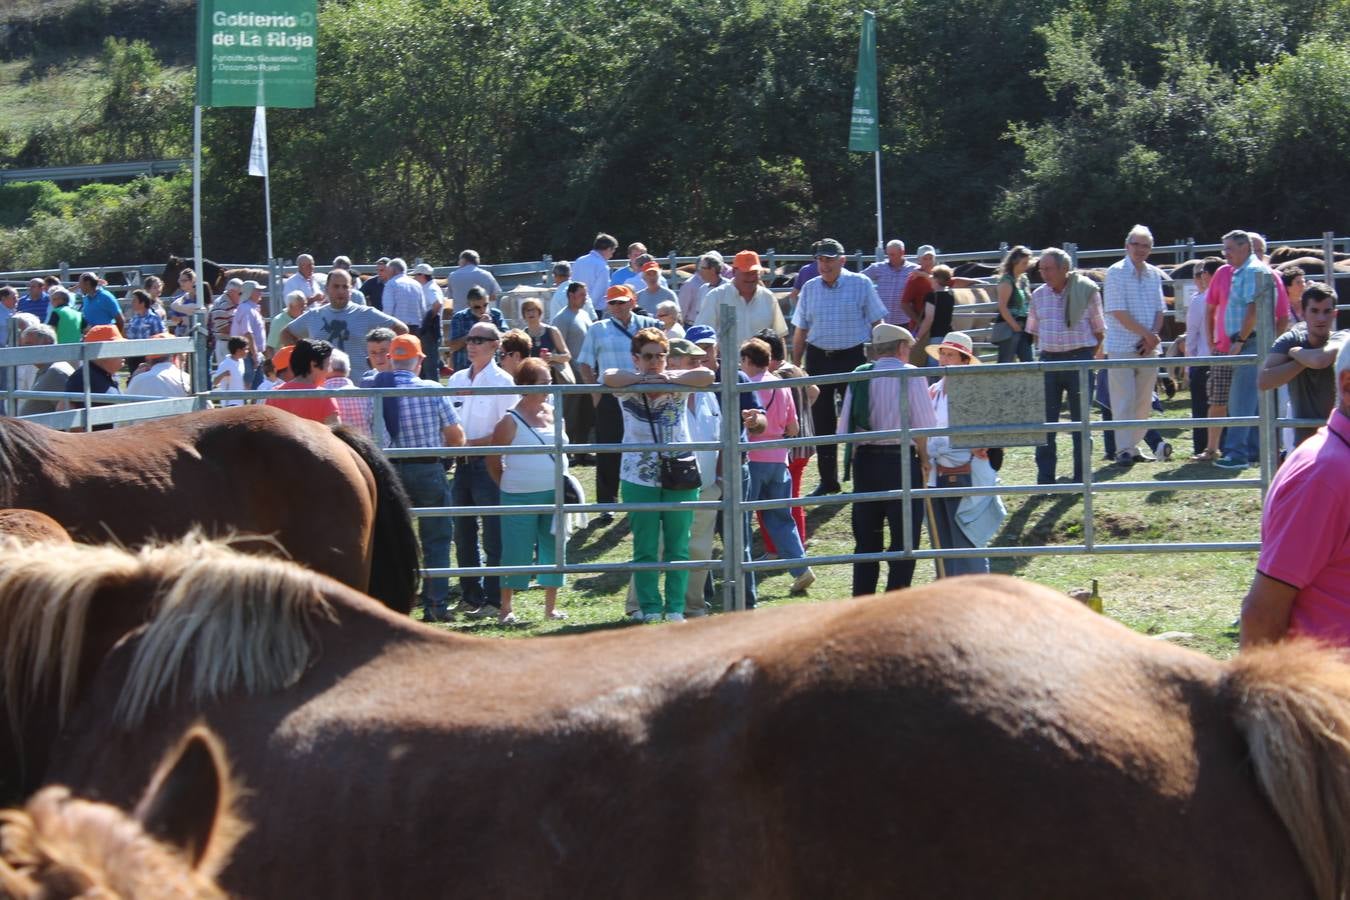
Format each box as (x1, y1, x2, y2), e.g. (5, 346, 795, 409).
(282, 271, 326, 301)
(695, 282, 788, 348)
(1103, 257, 1168, 355)
(383, 274, 429, 326)
(422, 279, 445, 310)
(926, 379, 972, 479)
(571, 250, 612, 308)
(1185, 287, 1211, 358)
(128, 361, 191, 399)
(447, 361, 519, 441)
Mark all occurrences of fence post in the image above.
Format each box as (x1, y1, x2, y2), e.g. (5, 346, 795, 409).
(1065, 242, 1078, 269)
(542, 254, 553, 288)
(1323, 231, 1337, 289)
(718, 296, 744, 612)
(766, 248, 776, 282)
(59, 261, 70, 283)
(268, 258, 282, 319)
(1256, 263, 1278, 497)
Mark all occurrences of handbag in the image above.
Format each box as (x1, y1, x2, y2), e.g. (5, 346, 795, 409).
(990, 318, 1014, 344)
(641, 394, 701, 491)
(509, 410, 583, 504)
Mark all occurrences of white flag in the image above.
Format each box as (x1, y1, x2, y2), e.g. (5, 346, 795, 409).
(247, 105, 268, 177)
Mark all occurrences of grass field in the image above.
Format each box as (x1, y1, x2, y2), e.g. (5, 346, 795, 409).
(419, 389, 1262, 660)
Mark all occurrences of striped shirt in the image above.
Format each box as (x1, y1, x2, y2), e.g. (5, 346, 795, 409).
(577, 313, 659, 377)
(862, 259, 919, 325)
(791, 269, 888, 351)
(382, 274, 429, 326)
(836, 356, 937, 445)
(1027, 282, 1105, 353)
(324, 376, 374, 436)
(1102, 258, 1168, 355)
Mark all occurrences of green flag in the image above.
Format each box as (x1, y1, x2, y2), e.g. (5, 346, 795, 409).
(848, 10, 879, 152)
(197, 0, 318, 108)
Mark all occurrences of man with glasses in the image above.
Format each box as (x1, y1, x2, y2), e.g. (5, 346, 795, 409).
(447, 321, 519, 617)
(577, 284, 659, 520)
(445, 286, 506, 373)
(1102, 224, 1169, 466)
(790, 238, 888, 496)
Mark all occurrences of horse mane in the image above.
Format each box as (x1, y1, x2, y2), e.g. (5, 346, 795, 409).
(0, 538, 145, 736)
(0, 729, 245, 899)
(0, 420, 51, 508)
(114, 537, 337, 729)
(0, 534, 336, 736)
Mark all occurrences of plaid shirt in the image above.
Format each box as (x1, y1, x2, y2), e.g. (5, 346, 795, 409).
(1102, 258, 1167, 355)
(324, 376, 374, 436)
(381, 369, 459, 448)
(448, 307, 506, 371)
(1027, 282, 1105, 352)
(862, 260, 919, 325)
(577, 313, 659, 377)
(791, 269, 888, 350)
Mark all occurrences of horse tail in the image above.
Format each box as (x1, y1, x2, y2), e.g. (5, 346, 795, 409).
(330, 426, 419, 614)
(1225, 640, 1350, 900)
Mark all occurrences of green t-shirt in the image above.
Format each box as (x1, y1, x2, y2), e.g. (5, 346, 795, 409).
(1000, 273, 1030, 318)
(50, 305, 84, 343)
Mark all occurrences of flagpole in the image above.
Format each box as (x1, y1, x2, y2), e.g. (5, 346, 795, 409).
(192, 102, 208, 398)
(874, 150, 883, 260)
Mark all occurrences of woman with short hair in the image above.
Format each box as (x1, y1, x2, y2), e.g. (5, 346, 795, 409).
(603, 327, 714, 622)
(488, 357, 568, 624)
(518, 298, 572, 383)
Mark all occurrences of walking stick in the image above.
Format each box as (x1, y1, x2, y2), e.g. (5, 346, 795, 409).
(924, 496, 946, 579)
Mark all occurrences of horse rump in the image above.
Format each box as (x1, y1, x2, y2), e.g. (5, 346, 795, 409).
(329, 426, 419, 614)
(1225, 641, 1350, 900)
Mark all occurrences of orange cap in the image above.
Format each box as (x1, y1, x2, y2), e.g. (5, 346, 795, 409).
(83, 324, 125, 343)
(273, 344, 295, 370)
(733, 250, 765, 273)
(640, 259, 661, 272)
(389, 334, 423, 361)
(605, 284, 635, 303)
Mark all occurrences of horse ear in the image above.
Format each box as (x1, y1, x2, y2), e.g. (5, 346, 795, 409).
(134, 727, 229, 869)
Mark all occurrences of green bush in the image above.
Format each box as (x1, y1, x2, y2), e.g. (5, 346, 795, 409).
(0, 181, 63, 228)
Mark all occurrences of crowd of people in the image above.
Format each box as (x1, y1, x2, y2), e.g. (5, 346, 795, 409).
(1, 225, 1344, 631)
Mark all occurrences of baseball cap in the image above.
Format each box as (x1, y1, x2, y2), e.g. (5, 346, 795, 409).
(871, 322, 914, 344)
(240, 280, 260, 296)
(412, 263, 435, 277)
(225, 278, 244, 290)
(640, 260, 661, 273)
(667, 337, 707, 358)
(272, 344, 295, 370)
(733, 250, 765, 273)
(685, 324, 718, 346)
(389, 334, 423, 360)
(813, 238, 845, 259)
(605, 285, 636, 304)
(915, 245, 938, 258)
(83, 324, 126, 343)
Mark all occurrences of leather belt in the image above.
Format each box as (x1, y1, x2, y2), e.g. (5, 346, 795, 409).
(808, 343, 863, 358)
(937, 463, 972, 476)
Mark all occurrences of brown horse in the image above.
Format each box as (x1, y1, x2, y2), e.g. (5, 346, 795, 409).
(5, 538, 1349, 898)
(1, 727, 241, 899)
(160, 257, 272, 299)
(0, 511, 69, 545)
(0, 405, 418, 614)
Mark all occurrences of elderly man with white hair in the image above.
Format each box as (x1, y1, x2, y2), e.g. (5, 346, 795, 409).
(16, 324, 75, 416)
(1102, 224, 1169, 466)
(679, 251, 728, 326)
(380, 257, 431, 331)
(863, 239, 920, 328)
(282, 253, 326, 305)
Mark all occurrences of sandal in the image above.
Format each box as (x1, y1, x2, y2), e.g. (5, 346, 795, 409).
(1190, 449, 1217, 462)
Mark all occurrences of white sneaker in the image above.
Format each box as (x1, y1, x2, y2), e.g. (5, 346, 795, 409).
(665, 612, 686, 623)
(790, 568, 817, 594)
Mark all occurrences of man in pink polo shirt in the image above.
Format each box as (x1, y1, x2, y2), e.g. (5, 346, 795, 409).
(1241, 346, 1350, 647)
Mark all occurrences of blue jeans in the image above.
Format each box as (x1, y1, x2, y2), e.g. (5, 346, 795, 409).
(929, 472, 990, 577)
(1035, 348, 1093, 484)
(747, 461, 807, 577)
(1221, 359, 1260, 463)
(395, 462, 453, 616)
(452, 456, 502, 607)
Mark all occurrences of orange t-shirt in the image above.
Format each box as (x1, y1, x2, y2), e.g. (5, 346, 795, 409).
(264, 379, 339, 423)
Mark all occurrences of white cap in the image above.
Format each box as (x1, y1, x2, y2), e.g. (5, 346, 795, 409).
(412, 263, 435, 277)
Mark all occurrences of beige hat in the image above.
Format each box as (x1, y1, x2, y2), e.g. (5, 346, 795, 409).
(871, 322, 915, 345)
(925, 331, 981, 363)
(667, 337, 707, 358)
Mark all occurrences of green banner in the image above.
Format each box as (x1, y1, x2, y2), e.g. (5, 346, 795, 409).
(197, 0, 317, 108)
(848, 10, 879, 152)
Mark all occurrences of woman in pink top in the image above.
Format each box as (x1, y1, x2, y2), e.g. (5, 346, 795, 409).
(740, 338, 815, 594)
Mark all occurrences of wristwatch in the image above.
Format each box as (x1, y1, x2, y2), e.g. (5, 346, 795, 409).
(1228, 332, 1246, 345)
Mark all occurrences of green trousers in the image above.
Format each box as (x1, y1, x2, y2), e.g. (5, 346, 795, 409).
(621, 480, 698, 616)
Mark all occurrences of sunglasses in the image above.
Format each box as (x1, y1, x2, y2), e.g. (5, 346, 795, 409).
(466, 336, 498, 345)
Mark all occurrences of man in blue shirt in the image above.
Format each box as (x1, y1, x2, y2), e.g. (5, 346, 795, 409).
(374, 334, 465, 622)
(76, 272, 125, 333)
(445, 287, 507, 373)
(18, 278, 49, 321)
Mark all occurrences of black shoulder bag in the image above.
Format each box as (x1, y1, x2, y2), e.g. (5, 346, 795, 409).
(640, 394, 702, 491)
(509, 410, 584, 504)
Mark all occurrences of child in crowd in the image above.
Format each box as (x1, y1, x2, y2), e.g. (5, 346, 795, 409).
(212, 336, 248, 406)
(256, 358, 283, 391)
